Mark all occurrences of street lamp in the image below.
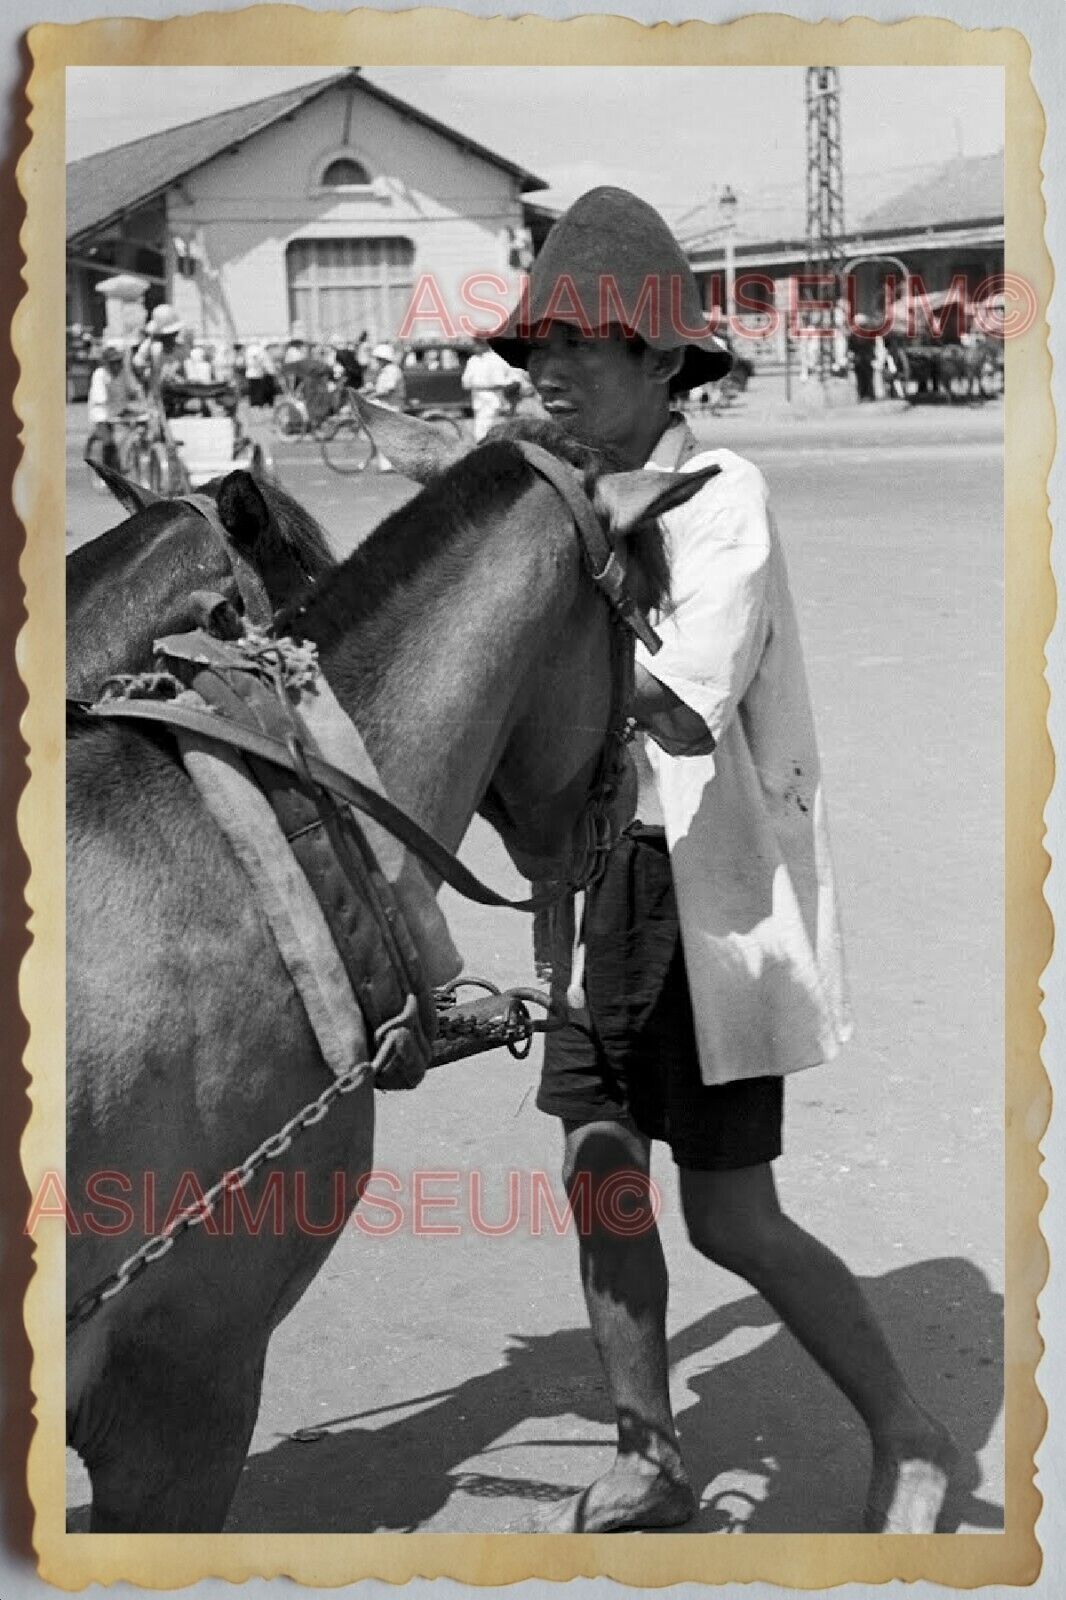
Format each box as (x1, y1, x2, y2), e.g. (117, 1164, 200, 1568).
(718, 185, 738, 325)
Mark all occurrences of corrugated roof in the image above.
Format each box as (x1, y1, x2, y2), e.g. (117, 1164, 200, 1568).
(860, 151, 1003, 232)
(67, 70, 546, 244)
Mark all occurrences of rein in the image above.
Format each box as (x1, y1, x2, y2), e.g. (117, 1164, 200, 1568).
(84, 695, 564, 913)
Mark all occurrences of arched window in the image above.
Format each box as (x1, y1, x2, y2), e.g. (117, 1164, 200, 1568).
(321, 156, 371, 189)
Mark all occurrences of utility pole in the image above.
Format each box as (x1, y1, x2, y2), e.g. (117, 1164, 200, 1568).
(804, 67, 845, 382)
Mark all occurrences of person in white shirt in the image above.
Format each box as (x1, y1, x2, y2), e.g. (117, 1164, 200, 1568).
(132, 303, 185, 416)
(461, 345, 523, 440)
(370, 343, 405, 410)
(369, 344, 405, 470)
(183, 344, 214, 385)
(489, 186, 955, 1535)
(83, 341, 145, 470)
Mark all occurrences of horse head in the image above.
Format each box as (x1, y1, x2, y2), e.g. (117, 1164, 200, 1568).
(477, 436, 718, 883)
(67, 471, 334, 700)
(344, 401, 717, 884)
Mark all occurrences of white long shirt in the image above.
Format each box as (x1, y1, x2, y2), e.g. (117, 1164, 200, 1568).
(639, 418, 852, 1084)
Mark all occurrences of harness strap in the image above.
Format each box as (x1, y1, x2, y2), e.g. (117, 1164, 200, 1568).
(175, 491, 272, 627)
(514, 441, 662, 654)
(84, 696, 561, 913)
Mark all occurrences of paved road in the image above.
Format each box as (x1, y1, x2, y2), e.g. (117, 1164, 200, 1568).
(65, 396, 1005, 1534)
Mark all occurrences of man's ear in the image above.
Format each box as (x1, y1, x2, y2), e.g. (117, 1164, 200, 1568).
(646, 346, 684, 387)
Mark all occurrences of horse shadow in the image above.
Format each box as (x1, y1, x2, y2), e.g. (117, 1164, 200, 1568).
(221, 1254, 1002, 1534)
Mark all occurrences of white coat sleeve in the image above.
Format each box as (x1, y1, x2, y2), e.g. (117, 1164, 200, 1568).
(636, 463, 772, 745)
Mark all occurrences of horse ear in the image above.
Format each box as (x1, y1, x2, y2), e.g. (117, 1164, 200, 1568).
(88, 457, 163, 515)
(593, 463, 722, 537)
(216, 470, 270, 549)
(352, 393, 467, 483)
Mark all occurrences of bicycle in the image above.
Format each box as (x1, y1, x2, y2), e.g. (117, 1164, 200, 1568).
(319, 389, 375, 475)
(84, 409, 177, 494)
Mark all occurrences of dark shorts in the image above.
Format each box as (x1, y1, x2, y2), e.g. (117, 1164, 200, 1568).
(537, 827, 783, 1172)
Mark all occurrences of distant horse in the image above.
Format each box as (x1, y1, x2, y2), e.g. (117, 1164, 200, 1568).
(67, 464, 335, 699)
(66, 413, 714, 1532)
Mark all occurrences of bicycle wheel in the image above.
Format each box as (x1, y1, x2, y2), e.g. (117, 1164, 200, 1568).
(273, 398, 307, 440)
(147, 442, 174, 495)
(320, 416, 374, 474)
(117, 432, 152, 488)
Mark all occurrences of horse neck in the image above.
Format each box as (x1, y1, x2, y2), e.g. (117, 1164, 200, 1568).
(311, 479, 590, 853)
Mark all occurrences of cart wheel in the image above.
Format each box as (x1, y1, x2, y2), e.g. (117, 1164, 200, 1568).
(147, 442, 173, 495)
(273, 398, 307, 440)
(320, 416, 374, 474)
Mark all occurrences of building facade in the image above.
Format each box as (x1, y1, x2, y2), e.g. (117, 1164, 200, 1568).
(67, 72, 547, 348)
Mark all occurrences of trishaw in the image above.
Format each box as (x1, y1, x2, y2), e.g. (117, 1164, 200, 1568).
(119, 378, 270, 493)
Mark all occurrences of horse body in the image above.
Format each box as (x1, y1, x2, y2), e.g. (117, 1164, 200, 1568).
(67, 424, 709, 1530)
(67, 469, 334, 699)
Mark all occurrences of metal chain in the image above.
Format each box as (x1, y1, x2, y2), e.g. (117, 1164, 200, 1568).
(66, 1025, 397, 1336)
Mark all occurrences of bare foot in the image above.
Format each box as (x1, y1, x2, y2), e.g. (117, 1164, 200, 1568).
(540, 1463, 696, 1533)
(865, 1421, 959, 1533)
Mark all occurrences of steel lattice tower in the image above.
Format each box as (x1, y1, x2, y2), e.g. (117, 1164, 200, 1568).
(804, 67, 845, 378)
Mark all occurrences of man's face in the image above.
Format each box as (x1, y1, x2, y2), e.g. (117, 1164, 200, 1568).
(526, 323, 671, 459)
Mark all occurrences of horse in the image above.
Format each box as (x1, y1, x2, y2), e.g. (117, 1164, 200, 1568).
(66, 411, 716, 1532)
(67, 463, 335, 699)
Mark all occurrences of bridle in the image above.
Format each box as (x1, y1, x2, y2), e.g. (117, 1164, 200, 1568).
(174, 490, 323, 633)
(507, 440, 660, 895)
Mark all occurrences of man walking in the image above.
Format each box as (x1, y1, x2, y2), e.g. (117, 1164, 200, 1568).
(488, 187, 956, 1535)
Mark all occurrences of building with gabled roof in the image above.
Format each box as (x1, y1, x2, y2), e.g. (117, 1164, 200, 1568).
(67, 70, 548, 346)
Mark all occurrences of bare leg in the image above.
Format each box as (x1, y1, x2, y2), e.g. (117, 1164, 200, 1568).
(679, 1162, 957, 1533)
(541, 1119, 695, 1532)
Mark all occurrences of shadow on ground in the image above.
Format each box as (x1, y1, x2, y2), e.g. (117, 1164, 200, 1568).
(200, 1255, 1002, 1535)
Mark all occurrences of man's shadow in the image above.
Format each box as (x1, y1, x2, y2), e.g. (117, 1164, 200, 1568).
(216, 1254, 1001, 1534)
(668, 1256, 1003, 1533)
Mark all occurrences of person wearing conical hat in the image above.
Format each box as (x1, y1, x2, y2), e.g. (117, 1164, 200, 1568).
(490, 187, 954, 1534)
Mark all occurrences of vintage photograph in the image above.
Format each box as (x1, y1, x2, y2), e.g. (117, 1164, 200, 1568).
(15, 12, 1050, 1588)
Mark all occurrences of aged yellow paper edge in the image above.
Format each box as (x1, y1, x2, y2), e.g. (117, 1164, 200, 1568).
(16, 7, 1052, 1589)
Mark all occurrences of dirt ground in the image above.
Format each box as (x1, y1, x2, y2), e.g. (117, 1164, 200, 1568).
(64, 389, 1005, 1534)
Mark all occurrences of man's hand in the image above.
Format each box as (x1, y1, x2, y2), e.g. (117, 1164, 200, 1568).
(633, 663, 716, 757)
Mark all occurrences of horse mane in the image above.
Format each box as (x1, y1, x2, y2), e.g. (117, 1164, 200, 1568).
(277, 422, 667, 647)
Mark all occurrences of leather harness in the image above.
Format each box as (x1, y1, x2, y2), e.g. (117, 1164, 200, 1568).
(80, 444, 661, 1090)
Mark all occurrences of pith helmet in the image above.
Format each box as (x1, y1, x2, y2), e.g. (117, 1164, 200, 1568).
(146, 303, 183, 337)
(489, 186, 732, 391)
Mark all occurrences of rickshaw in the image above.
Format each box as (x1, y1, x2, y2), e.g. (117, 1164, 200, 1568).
(121, 377, 270, 493)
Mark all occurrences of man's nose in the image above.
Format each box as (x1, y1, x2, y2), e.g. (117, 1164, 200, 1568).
(531, 352, 570, 395)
